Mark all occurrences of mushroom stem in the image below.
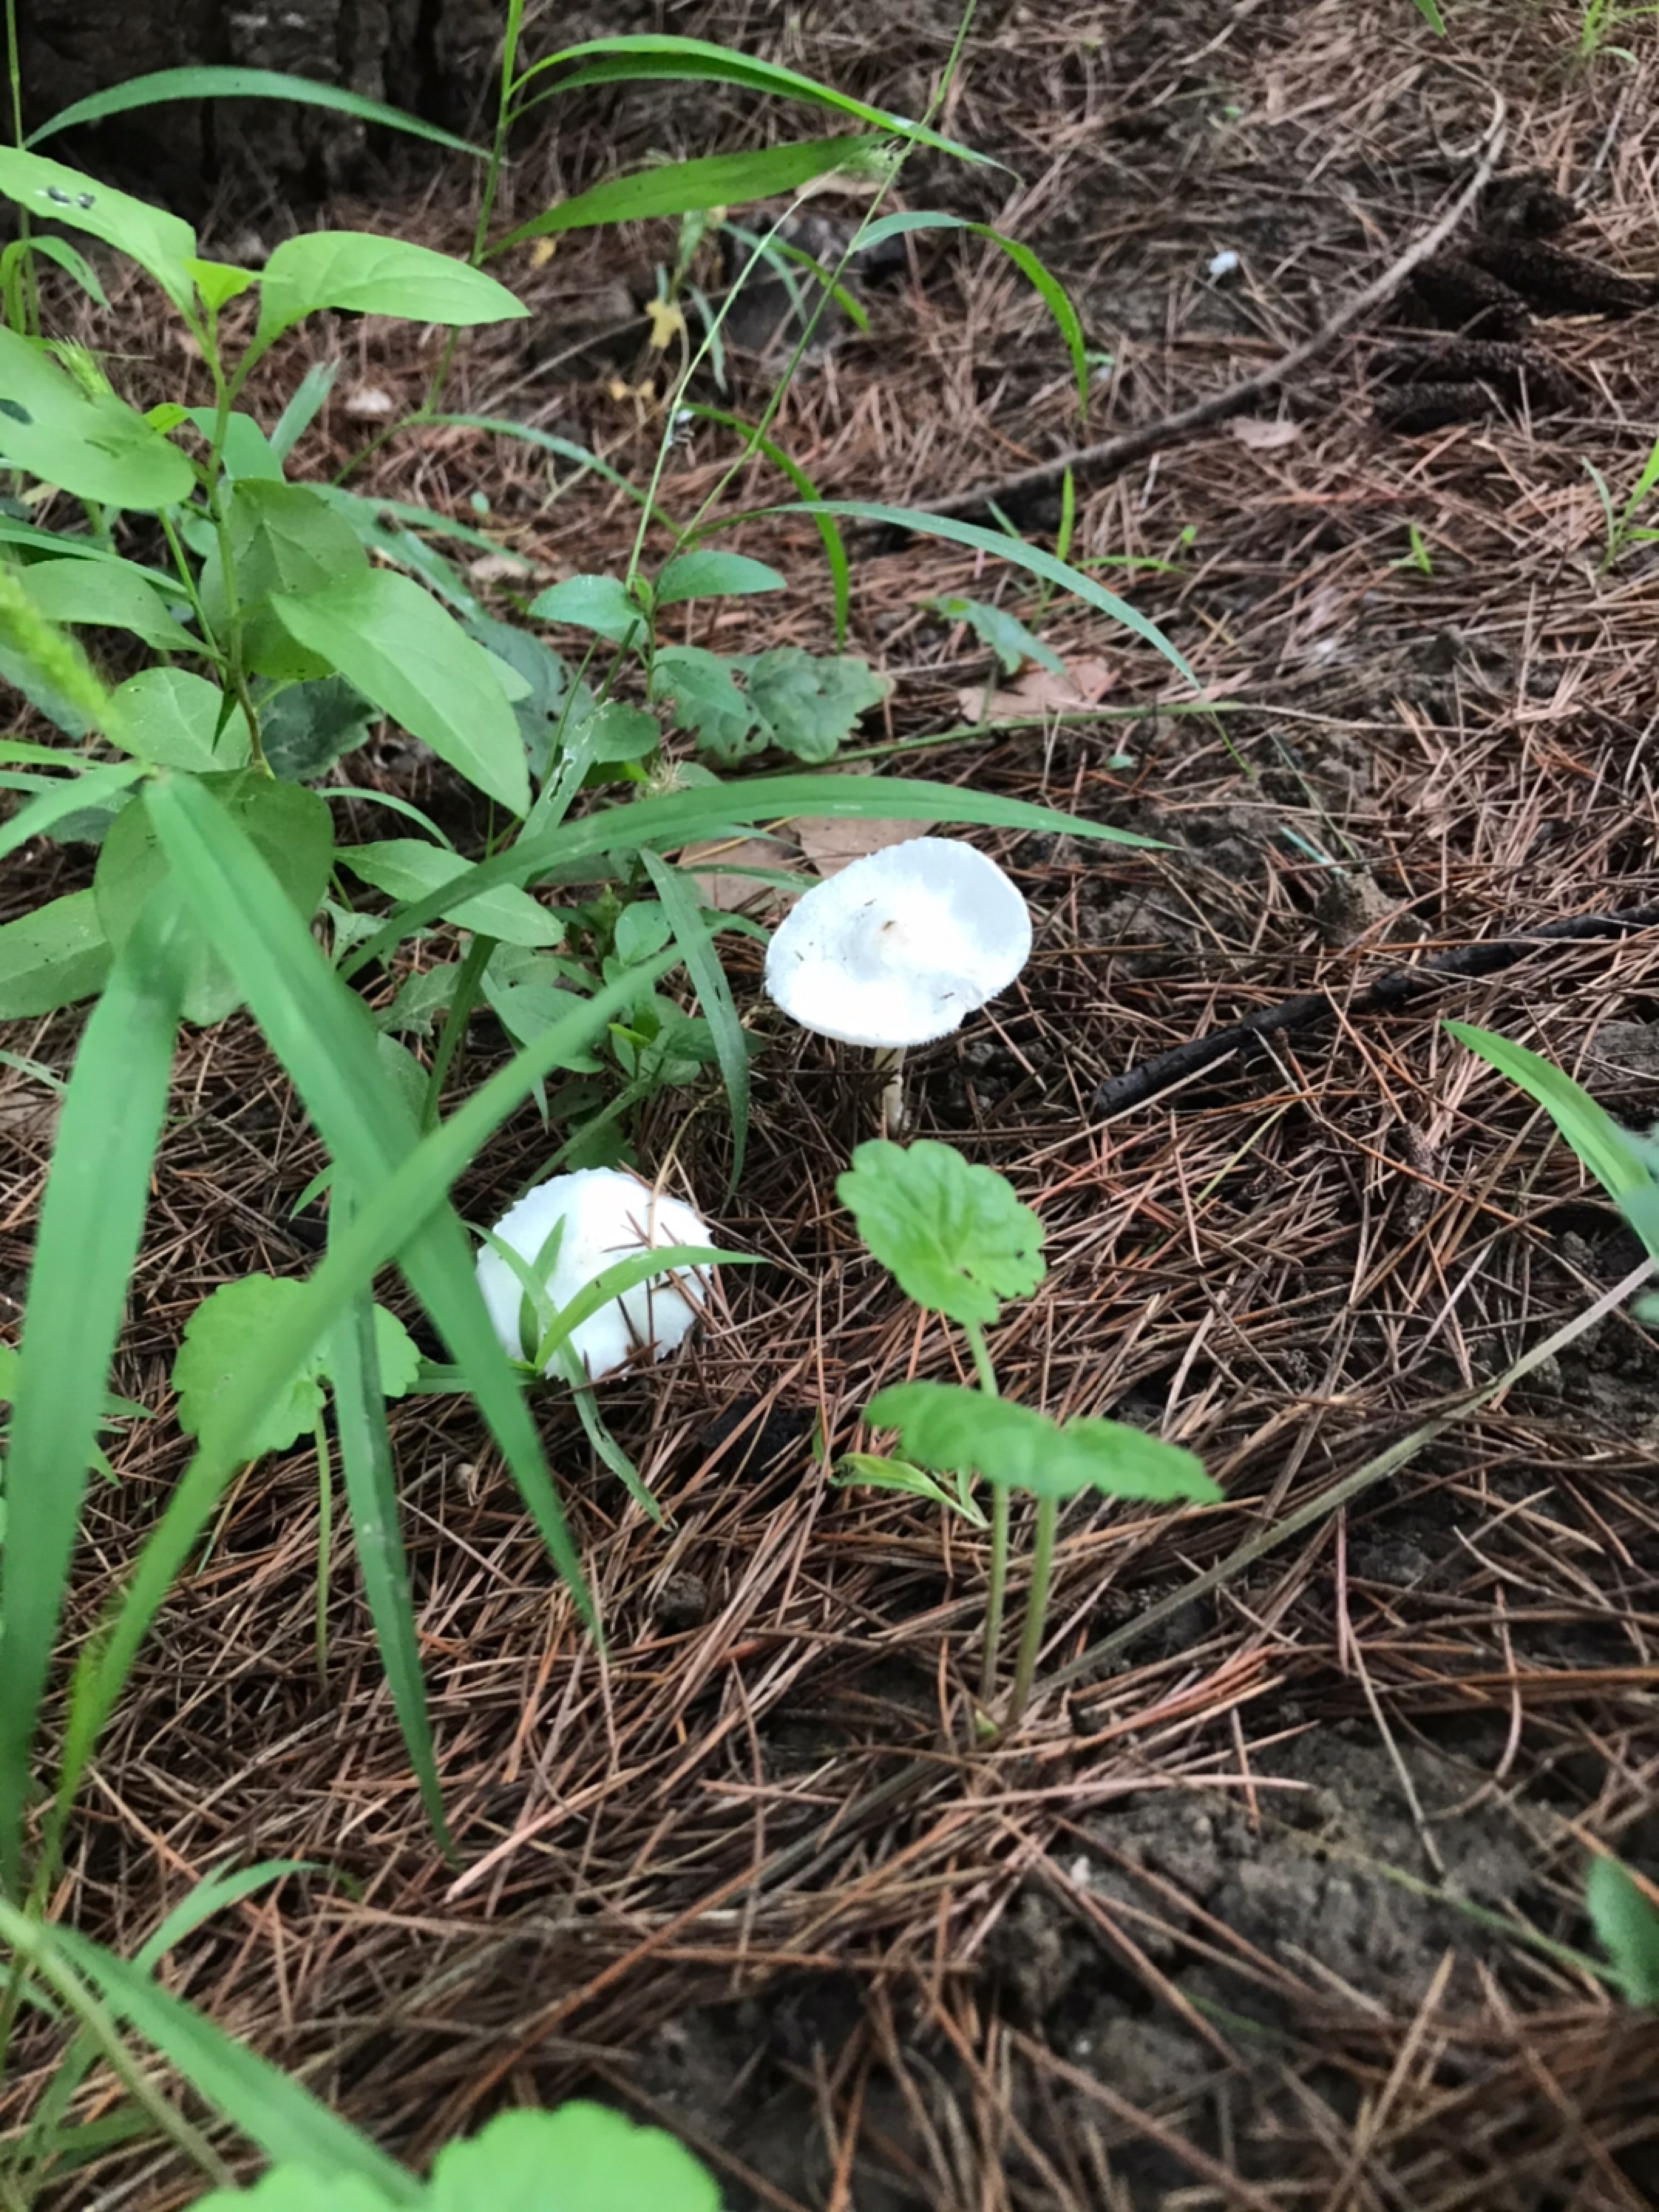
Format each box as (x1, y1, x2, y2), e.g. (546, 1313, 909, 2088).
(873, 1045, 907, 1134)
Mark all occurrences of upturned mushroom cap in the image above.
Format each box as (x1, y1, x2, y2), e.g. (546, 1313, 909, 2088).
(764, 836, 1032, 1048)
(476, 1168, 717, 1380)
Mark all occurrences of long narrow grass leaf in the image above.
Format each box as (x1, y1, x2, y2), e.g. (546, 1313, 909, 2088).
(340, 774, 1157, 981)
(29, 67, 485, 157)
(327, 1250, 452, 1856)
(0, 891, 184, 1896)
(0, 761, 144, 864)
(641, 850, 750, 1188)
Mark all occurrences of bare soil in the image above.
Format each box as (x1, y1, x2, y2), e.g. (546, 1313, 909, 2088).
(5, 2, 1659, 2207)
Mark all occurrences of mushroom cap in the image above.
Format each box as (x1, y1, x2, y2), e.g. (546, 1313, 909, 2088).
(476, 1168, 717, 1380)
(764, 836, 1032, 1048)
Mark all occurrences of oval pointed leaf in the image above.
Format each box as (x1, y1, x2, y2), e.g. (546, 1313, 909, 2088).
(341, 838, 562, 946)
(867, 1380, 1218, 1504)
(0, 148, 196, 304)
(257, 232, 527, 344)
(108, 669, 252, 772)
(0, 327, 195, 509)
(22, 555, 196, 650)
(0, 887, 110, 1016)
(656, 548, 786, 606)
(529, 573, 646, 645)
(270, 571, 529, 815)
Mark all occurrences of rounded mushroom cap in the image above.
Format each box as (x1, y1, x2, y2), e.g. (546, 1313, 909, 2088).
(764, 836, 1032, 1048)
(476, 1168, 717, 1380)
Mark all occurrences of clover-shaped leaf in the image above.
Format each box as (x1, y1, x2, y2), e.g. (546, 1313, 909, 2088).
(867, 1380, 1218, 1504)
(838, 1139, 1044, 1326)
(172, 1275, 420, 1457)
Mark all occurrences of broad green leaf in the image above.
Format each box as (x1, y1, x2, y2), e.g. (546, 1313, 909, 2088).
(200, 479, 370, 679)
(493, 134, 889, 251)
(0, 148, 196, 305)
(108, 669, 252, 772)
(188, 257, 257, 310)
(655, 548, 786, 606)
(778, 502, 1199, 688)
(1586, 1855, 1659, 2007)
(651, 645, 756, 761)
(95, 772, 334, 1026)
(0, 888, 111, 1016)
(859, 211, 1088, 413)
(341, 839, 563, 947)
(0, 762, 143, 866)
(45, 1924, 417, 2200)
(258, 674, 376, 781)
(529, 573, 647, 646)
(427, 2103, 721, 2212)
(256, 232, 527, 345)
(1446, 1023, 1659, 1242)
(22, 556, 196, 651)
(271, 571, 529, 815)
(839, 1138, 1044, 1325)
(182, 408, 285, 483)
(0, 327, 195, 509)
(340, 773, 1163, 980)
(924, 594, 1066, 679)
(747, 646, 889, 762)
(612, 899, 672, 964)
(0, 890, 184, 1893)
(867, 1381, 1218, 1504)
(514, 36, 983, 167)
(571, 700, 660, 764)
(172, 1277, 327, 1456)
(28, 66, 487, 159)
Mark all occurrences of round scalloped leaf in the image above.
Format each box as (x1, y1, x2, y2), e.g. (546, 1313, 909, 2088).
(838, 1138, 1044, 1326)
(426, 2103, 720, 2212)
(867, 1380, 1218, 1504)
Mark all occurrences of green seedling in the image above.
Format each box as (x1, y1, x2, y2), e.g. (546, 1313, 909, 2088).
(837, 1139, 1218, 1729)
(1586, 433, 1659, 572)
(1586, 1853, 1659, 2007)
(1393, 522, 1435, 575)
(1411, 0, 1447, 28)
(921, 594, 1067, 680)
(1578, 0, 1659, 60)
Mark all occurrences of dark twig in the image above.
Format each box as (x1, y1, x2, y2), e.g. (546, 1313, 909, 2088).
(1093, 903, 1659, 1117)
(924, 95, 1508, 523)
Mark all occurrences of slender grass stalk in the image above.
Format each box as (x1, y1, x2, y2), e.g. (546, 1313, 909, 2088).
(1004, 1494, 1057, 1729)
(963, 1320, 1005, 1708)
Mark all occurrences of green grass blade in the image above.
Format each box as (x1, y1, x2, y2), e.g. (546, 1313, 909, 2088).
(640, 850, 749, 1189)
(0, 761, 144, 864)
(19, 1859, 316, 2188)
(49, 943, 682, 1869)
(424, 415, 675, 531)
(776, 502, 1198, 686)
(511, 36, 984, 165)
(142, 775, 593, 1619)
(28, 66, 485, 156)
(1445, 1021, 1658, 1231)
(682, 403, 850, 643)
(0, 891, 183, 1897)
(326, 1251, 453, 1858)
(44, 1921, 418, 2198)
(340, 773, 1159, 981)
(492, 136, 880, 251)
(859, 212, 1088, 413)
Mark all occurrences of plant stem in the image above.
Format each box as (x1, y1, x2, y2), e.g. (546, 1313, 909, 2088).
(964, 1321, 1005, 1708)
(1004, 1494, 1057, 1731)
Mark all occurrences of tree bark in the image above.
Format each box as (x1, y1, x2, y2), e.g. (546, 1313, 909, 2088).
(14, 0, 502, 210)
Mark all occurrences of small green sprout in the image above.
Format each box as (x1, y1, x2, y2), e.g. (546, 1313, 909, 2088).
(838, 1139, 1219, 1730)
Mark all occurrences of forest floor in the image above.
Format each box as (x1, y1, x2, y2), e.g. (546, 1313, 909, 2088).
(5, 0, 1659, 2206)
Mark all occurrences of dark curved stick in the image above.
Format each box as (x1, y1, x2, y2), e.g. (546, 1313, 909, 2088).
(1092, 903, 1659, 1118)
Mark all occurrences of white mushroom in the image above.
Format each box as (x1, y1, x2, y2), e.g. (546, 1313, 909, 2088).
(476, 1168, 718, 1380)
(763, 836, 1032, 1129)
